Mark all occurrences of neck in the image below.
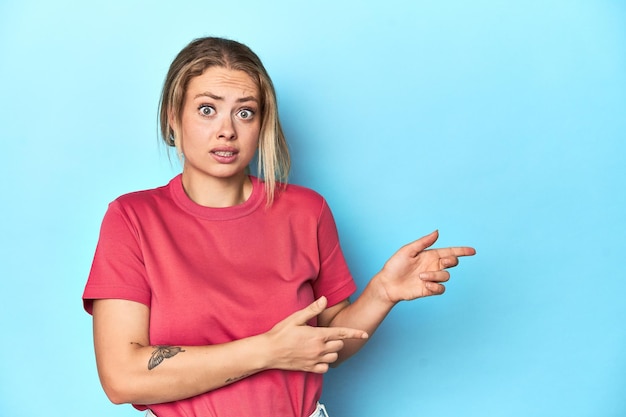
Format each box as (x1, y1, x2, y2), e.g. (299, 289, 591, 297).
(181, 171, 252, 208)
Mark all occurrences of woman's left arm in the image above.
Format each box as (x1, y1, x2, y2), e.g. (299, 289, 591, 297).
(319, 230, 476, 364)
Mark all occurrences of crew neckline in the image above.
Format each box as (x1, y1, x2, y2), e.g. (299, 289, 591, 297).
(169, 174, 265, 220)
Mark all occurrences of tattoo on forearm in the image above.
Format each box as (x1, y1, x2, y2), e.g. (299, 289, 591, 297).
(147, 345, 186, 370)
(225, 373, 250, 384)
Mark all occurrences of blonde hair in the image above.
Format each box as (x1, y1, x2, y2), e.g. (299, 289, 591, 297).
(158, 37, 290, 205)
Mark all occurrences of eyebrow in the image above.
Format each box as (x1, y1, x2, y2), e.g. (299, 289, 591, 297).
(194, 92, 258, 103)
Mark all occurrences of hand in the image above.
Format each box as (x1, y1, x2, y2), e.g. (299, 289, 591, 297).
(377, 230, 476, 303)
(264, 297, 368, 374)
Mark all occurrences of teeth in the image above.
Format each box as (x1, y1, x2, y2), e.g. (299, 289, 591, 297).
(214, 151, 235, 157)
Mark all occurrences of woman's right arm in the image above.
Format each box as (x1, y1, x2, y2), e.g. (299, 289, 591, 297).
(92, 296, 366, 405)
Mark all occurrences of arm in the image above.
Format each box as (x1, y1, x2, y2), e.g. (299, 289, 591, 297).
(319, 230, 476, 364)
(92, 297, 367, 405)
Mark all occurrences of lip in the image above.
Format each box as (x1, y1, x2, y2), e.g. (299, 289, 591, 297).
(210, 147, 239, 163)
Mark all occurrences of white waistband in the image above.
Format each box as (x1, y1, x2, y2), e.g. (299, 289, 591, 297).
(310, 402, 329, 417)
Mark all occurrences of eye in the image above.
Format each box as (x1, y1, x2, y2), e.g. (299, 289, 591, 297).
(198, 105, 215, 116)
(237, 109, 255, 120)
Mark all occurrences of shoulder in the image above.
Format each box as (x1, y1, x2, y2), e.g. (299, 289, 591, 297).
(277, 182, 326, 208)
(269, 182, 338, 224)
(108, 178, 176, 215)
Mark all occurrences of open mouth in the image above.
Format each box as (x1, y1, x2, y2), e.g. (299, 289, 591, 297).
(212, 151, 236, 157)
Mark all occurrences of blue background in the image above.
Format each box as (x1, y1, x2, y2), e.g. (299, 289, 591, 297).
(1, 1, 625, 416)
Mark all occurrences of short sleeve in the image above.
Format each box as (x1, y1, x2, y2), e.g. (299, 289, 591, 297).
(312, 199, 357, 306)
(82, 201, 152, 314)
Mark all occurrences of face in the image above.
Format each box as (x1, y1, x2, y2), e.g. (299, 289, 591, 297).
(176, 66, 261, 188)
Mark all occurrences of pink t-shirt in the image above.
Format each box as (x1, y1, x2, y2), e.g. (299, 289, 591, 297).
(83, 175, 356, 417)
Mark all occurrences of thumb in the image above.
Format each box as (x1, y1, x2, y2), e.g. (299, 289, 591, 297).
(287, 296, 327, 326)
(406, 230, 439, 256)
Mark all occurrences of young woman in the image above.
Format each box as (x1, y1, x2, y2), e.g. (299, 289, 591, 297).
(83, 37, 475, 417)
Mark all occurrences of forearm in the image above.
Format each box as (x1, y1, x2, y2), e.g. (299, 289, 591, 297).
(94, 297, 367, 405)
(328, 273, 396, 364)
(97, 334, 269, 405)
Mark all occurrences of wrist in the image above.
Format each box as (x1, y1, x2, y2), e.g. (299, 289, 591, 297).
(365, 272, 399, 308)
(251, 332, 274, 372)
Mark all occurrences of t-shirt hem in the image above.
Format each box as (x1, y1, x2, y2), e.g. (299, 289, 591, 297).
(82, 286, 151, 314)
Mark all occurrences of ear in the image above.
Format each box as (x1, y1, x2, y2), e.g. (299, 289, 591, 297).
(168, 109, 178, 133)
(167, 109, 179, 147)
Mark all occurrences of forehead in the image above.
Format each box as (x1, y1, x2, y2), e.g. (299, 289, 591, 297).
(187, 66, 259, 98)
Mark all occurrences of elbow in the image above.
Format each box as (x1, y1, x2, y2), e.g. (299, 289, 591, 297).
(102, 380, 132, 405)
(106, 394, 128, 406)
(99, 373, 139, 405)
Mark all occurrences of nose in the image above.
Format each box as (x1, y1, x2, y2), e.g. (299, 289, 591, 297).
(217, 115, 236, 141)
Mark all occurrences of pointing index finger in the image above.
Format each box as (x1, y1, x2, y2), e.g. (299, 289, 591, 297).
(434, 246, 476, 257)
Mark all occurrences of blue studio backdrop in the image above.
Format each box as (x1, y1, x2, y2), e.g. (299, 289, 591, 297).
(1, 1, 624, 416)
